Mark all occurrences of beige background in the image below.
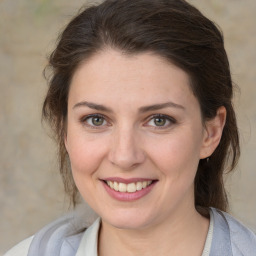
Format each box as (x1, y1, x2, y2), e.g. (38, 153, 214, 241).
(0, 0, 255, 254)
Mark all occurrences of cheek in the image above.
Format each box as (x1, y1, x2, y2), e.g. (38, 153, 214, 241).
(147, 133, 202, 178)
(66, 133, 107, 175)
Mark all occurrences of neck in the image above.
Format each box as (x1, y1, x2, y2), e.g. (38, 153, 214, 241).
(98, 206, 209, 256)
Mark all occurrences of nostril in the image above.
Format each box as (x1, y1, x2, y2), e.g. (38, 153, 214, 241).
(108, 148, 146, 170)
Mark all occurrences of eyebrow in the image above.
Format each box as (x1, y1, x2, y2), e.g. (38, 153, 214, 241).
(73, 101, 113, 113)
(72, 101, 185, 113)
(138, 102, 185, 113)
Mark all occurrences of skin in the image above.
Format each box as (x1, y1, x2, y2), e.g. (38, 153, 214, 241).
(65, 49, 226, 255)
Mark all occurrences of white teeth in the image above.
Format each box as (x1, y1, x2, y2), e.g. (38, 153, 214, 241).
(127, 183, 136, 193)
(142, 181, 147, 188)
(119, 183, 127, 192)
(136, 182, 143, 191)
(113, 181, 119, 191)
(106, 180, 153, 193)
(109, 181, 114, 189)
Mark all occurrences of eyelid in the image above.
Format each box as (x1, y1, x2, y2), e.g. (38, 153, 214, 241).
(79, 113, 176, 129)
(80, 113, 110, 129)
(144, 114, 176, 128)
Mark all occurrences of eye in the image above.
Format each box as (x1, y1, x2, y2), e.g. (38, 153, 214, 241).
(146, 114, 176, 128)
(152, 117, 167, 126)
(81, 114, 108, 128)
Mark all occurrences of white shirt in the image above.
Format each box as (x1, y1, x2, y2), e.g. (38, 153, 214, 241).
(76, 211, 214, 256)
(4, 212, 214, 256)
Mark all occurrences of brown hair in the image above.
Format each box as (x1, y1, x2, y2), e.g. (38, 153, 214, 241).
(42, 0, 240, 213)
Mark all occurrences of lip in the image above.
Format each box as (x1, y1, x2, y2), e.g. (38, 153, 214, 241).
(103, 177, 155, 184)
(101, 178, 157, 202)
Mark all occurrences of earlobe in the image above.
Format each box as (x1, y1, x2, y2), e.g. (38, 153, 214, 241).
(200, 106, 226, 159)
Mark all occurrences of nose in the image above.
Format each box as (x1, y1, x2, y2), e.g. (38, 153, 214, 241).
(108, 127, 146, 170)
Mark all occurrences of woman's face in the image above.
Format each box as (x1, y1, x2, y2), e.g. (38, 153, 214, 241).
(65, 49, 212, 230)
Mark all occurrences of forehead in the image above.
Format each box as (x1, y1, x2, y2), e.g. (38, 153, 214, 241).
(69, 49, 197, 111)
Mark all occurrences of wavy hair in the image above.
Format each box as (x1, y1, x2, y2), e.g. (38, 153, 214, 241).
(42, 0, 240, 214)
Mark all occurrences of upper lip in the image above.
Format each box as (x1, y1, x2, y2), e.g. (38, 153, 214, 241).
(101, 177, 157, 184)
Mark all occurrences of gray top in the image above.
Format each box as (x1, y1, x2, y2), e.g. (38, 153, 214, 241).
(75, 209, 213, 256)
(5, 208, 256, 255)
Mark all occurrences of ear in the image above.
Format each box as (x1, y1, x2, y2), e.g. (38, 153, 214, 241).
(200, 106, 226, 159)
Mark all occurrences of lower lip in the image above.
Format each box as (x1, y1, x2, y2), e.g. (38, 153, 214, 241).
(102, 181, 156, 201)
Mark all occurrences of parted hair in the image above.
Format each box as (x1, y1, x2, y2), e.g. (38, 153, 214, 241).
(42, 0, 240, 214)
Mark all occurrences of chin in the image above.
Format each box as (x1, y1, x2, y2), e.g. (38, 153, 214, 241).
(108, 218, 149, 230)
(101, 208, 156, 230)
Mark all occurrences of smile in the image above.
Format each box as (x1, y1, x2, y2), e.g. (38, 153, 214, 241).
(106, 180, 153, 193)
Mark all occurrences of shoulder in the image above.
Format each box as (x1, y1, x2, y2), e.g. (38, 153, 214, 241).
(222, 210, 256, 253)
(27, 213, 88, 255)
(211, 207, 256, 255)
(4, 236, 34, 256)
(30, 210, 97, 255)
(4, 208, 98, 256)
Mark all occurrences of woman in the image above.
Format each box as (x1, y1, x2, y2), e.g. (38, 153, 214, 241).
(5, 0, 256, 255)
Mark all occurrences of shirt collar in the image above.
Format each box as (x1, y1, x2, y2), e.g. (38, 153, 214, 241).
(75, 210, 220, 256)
(76, 217, 101, 256)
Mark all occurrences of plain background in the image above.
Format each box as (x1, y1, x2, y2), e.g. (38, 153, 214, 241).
(1, 0, 255, 254)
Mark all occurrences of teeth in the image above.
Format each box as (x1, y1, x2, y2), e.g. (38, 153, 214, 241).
(106, 180, 153, 193)
(108, 181, 114, 189)
(136, 182, 143, 191)
(127, 183, 136, 193)
(119, 183, 127, 192)
(113, 181, 119, 191)
(142, 181, 147, 188)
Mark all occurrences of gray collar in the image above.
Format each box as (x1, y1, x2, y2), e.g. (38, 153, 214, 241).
(210, 208, 233, 256)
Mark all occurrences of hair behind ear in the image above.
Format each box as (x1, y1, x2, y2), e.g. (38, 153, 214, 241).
(195, 104, 239, 214)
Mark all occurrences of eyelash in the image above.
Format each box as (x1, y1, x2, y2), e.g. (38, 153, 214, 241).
(80, 114, 176, 129)
(80, 114, 108, 129)
(146, 114, 176, 129)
